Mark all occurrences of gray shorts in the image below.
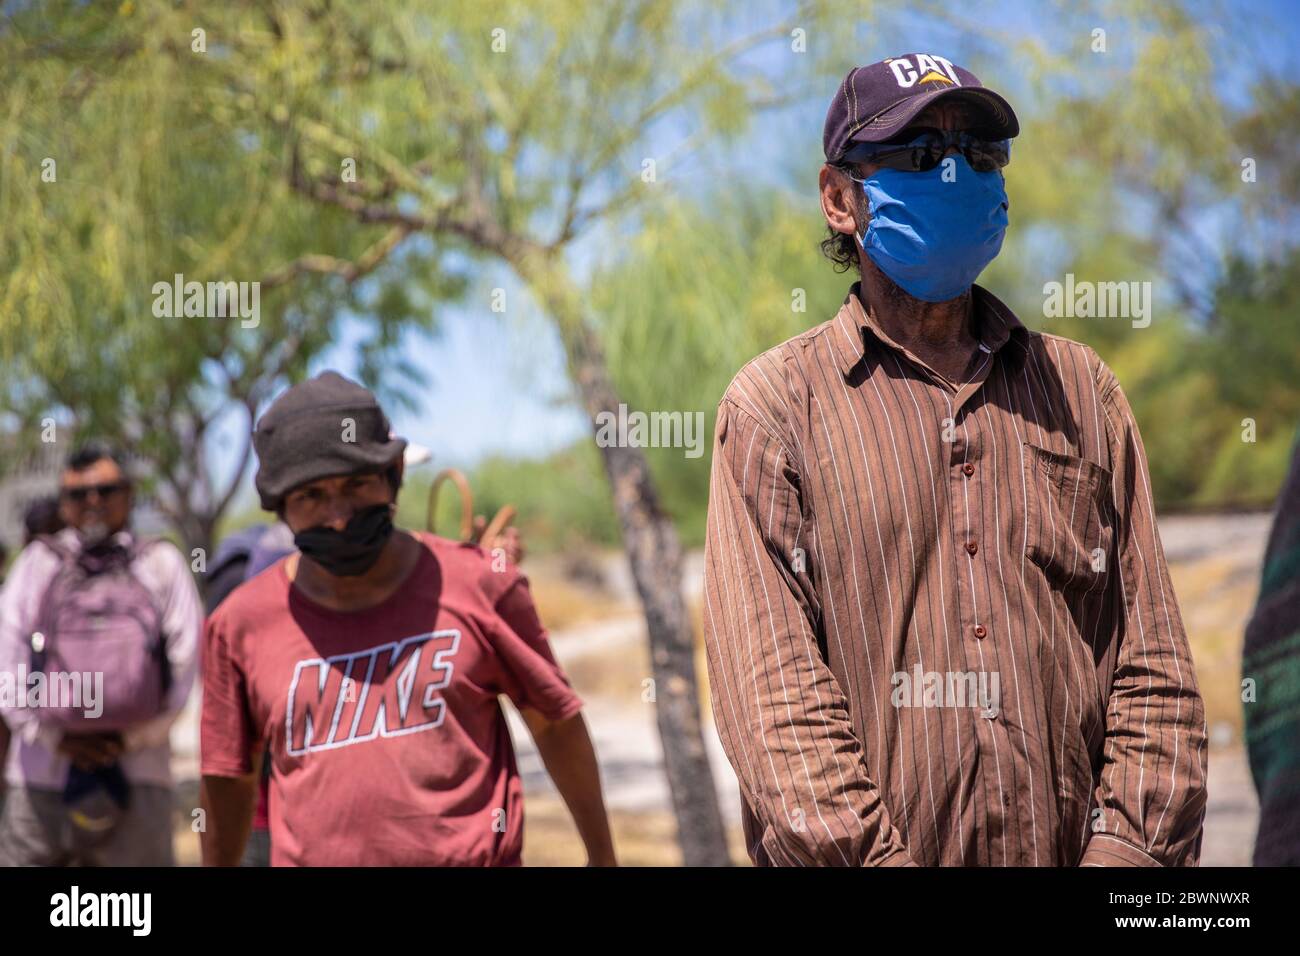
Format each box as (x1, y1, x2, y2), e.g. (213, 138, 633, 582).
(0, 784, 175, 867)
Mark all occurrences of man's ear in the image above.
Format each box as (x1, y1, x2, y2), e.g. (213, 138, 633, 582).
(819, 164, 864, 239)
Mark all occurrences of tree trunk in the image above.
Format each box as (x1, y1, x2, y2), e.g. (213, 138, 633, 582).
(577, 332, 731, 867)
(156, 476, 215, 577)
(517, 250, 731, 866)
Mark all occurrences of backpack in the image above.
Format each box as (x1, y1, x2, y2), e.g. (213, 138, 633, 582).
(28, 535, 170, 732)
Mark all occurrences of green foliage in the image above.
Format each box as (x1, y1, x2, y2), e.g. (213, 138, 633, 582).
(0, 0, 857, 548)
(1187, 254, 1300, 507)
(0, 1, 465, 545)
(398, 443, 621, 553)
(590, 188, 857, 544)
(1, 0, 1295, 554)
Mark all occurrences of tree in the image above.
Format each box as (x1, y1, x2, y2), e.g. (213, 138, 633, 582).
(0, 0, 863, 864)
(239, 0, 861, 867)
(8, 0, 1291, 865)
(0, 3, 465, 551)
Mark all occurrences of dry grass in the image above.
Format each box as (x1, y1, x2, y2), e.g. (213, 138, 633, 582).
(526, 569, 627, 633)
(557, 644, 652, 702)
(540, 597, 715, 713)
(521, 798, 751, 867)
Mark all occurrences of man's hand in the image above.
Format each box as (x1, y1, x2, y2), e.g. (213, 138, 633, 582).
(57, 731, 123, 771)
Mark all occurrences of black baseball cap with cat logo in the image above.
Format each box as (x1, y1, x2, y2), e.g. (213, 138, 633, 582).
(823, 53, 1019, 164)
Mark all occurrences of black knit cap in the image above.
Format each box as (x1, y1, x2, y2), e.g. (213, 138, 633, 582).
(253, 371, 408, 511)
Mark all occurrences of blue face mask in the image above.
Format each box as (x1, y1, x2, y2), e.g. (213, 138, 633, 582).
(858, 155, 1009, 303)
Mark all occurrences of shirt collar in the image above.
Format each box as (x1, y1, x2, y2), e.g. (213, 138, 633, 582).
(831, 280, 1028, 379)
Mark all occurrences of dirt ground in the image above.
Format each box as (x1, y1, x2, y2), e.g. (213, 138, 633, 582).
(168, 512, 1271, 866)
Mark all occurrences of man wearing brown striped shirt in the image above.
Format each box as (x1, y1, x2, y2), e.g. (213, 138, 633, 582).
(702, 54, 1209, 866)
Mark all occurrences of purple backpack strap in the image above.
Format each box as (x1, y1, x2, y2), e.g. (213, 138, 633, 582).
(29, 535, 78, 673)
(118, 537, 172, 697)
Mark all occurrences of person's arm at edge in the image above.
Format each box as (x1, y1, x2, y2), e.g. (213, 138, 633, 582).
(0, 544, 63, 752)
(704, 396, 915, 867)
(519, 706, 616, 866)
(198, 602, 260, 865)
(200, 749, 261, 866)
(1081, 359, 1209, 867)
(489, 564, 616, 867)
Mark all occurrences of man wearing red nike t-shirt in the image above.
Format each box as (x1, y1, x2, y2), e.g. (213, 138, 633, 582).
(200, 372, 616, 866)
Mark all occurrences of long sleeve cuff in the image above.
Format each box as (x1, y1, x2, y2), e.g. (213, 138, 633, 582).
(876, 849, 920, 867)
(1080, 834, 1163, 867)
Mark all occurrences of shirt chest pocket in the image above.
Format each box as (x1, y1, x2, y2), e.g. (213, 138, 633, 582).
(1021, 442, 1115, 594)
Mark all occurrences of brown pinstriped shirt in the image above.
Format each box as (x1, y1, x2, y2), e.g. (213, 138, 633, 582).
(702, 281, 1209, 867)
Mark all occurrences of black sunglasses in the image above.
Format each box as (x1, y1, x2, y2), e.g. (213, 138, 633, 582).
(842, 128, 1011, 174)
(61, 482, 128, 503)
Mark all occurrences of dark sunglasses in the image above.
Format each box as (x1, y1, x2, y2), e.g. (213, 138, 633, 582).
(61, 482, 128, 503)
(842, 128, 1011, 174)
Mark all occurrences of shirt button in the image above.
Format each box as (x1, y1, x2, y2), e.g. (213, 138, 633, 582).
(962, 463, 975, 477)
(973, 624, 987, 639)
(965, 540, 978, 555)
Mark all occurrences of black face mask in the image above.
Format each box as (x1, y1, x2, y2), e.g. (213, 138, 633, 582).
(294, 503, 395, 577)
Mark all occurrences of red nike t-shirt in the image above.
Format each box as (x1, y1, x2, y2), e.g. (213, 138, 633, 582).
(200, 532, 583, 866)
